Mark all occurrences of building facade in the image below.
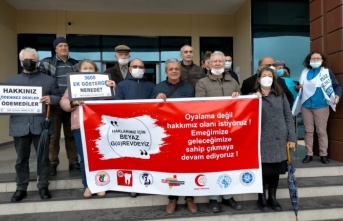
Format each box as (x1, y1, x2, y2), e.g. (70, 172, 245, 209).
(0, 0, 342, 161)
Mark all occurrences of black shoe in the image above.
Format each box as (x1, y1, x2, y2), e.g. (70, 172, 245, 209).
(222, 197, 242, 210)
(209, 200, 220, 213)
(267, 188, 282, 211)
(302, 155, 313, 163)
(50, 164, 57, 176)
(130, 192, 138, 198)
(39, 187, 51, 200)
(257, 193, 269, 212)
(69, 163, 81, 171)
(11, 190, 27, 202)
(321, 156, 329, 164)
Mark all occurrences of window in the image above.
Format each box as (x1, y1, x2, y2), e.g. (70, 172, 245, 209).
(17, 34, 56, 72)
(252, 0, 310, 79)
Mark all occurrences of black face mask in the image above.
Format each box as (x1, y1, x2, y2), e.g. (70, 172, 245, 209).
(22, 59, 37, 72)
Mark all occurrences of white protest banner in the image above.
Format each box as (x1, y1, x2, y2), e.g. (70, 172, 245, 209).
(81, 96, 263, 196)
(0, 85, 42, 114)
(67, 73, 114, 101)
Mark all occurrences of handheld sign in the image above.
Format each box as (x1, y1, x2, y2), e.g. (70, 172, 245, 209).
(81, 96, 263, 196)
(0, 84, 43, 114)
(67, 72, 114, 101)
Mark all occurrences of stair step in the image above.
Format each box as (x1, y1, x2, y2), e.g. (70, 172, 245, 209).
(1, 159, 343, 193)
(0, 195, 342, 221)
(1, 175, 342, 202)
(0, 175, 342, 216)
(0, 171, 83, 192)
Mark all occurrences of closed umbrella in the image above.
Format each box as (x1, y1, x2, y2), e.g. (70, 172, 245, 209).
(287, 144, 299, 221)
(37, 104, 51, 175)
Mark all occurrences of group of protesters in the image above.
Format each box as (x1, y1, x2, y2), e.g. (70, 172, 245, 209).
(6, 36, 341, 215)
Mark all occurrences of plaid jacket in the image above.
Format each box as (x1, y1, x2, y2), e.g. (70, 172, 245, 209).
(38, 55, 79, 77)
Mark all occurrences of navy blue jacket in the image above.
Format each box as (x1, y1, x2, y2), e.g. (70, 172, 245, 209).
(151, 79, 195, 98)
(115, 75, 155, 100)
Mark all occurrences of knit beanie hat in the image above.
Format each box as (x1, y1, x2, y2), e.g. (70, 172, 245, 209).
(53, 37, 68, 49)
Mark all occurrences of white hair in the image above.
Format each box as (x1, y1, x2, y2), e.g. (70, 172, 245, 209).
(210, 51, 225, 63)
(19, 47, 39, 61)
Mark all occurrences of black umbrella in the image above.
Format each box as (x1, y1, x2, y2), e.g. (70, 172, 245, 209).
(287, 144, 299, 221)
(37, 104, 51, 175)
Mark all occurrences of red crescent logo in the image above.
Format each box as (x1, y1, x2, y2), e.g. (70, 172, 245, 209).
(195, 174, 206, 187)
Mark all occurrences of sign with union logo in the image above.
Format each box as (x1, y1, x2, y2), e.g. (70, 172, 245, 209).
(81, 96, 262, 195)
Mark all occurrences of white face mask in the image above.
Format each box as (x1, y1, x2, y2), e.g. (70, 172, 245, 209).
(131, 68, 144, 78)
(260, 76, 273, 87)
(118, 58, 129, 65)
(225, 61, 232, 69)
(211, 68, 224, 76)
(309, 61, 322, 69)
(81, 69, 94, 72)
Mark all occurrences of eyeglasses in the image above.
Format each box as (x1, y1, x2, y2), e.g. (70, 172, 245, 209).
(310, 58, 322, 61)
(130, 65, 144, 69)
(262, 64, 273, 67)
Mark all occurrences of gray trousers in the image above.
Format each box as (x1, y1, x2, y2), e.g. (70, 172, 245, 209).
(14, 133, 50, 191)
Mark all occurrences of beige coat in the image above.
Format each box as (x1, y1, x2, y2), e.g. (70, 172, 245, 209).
(195, 72, 240, 97)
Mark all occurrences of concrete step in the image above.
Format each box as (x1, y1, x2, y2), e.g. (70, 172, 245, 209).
(0, 175, 342, 216)
(0, 171, 83, 192)
(0, 195, 343, 221)
(280, 157, 343, 178)
(1, 158, 343, 193)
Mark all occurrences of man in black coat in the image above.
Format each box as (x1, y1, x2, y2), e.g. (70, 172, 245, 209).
(241, 56, 294, 108)
(225, 55, 240, 84)
(10, 47, 61, 202)
(104, 45, 131, 84)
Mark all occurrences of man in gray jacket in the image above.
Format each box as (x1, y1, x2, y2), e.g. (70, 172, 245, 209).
(180, 45, 206, 87)
(8, 47, 60, 202)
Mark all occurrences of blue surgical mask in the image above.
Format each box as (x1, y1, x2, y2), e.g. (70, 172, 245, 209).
(276, 69, 284, 77)
(225, 61, 232, 69)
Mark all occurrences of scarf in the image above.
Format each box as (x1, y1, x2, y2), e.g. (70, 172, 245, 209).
(292, 67, 336, 115)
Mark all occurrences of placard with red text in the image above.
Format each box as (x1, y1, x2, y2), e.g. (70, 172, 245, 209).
(80, 96, 262, 196)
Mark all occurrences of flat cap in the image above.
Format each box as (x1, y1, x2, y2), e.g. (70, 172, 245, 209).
(115, 45, 130, 52)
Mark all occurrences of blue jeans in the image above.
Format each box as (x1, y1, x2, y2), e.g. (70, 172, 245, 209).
(73, 130, 87, 188)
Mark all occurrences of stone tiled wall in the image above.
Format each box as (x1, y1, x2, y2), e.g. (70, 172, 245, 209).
(310, 0, 343, 161)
